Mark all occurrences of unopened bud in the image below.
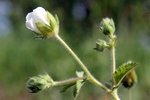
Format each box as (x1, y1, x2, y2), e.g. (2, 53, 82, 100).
(99, 18, 115, 36)
(26, 74, 54, 93)
(25, 7, 59, 39)
(122, 69, 137, 88)
(94, 39, 109, 52)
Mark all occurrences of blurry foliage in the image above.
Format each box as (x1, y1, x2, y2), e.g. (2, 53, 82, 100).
(9, 0, 149, 42)
(0, 0, 150, 100)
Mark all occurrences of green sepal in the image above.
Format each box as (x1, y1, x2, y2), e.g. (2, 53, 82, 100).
(113, 61, 137, 88)
(55, 14, 59, 25)
(47, 11, 58, 32)
(36, 22, 52, 38)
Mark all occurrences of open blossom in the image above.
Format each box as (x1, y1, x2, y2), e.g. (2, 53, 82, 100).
(25, 7, 59, 38)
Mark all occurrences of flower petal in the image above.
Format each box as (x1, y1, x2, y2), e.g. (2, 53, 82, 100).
(32, 7, 49, 25)
(26, 13, 40, 33)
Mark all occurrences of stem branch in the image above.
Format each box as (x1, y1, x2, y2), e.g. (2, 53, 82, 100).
(111, 89, 120, 100)
(55, 35, 110, 92)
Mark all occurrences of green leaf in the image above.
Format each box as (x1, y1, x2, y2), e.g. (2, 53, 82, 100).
(60, 83, 76, 93)
(60, 71, 85, 93)
(113, 61, 136, 87)
(73, 80, 85, 99)
(73, 71, 85, 99)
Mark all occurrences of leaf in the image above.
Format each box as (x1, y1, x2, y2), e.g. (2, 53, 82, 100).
(73, 80, 85, 99)
(113, 61, 137, 87)
(73, 71, 85, 99)
(60, 83, 76, 93)
(60, 71, 85, 93)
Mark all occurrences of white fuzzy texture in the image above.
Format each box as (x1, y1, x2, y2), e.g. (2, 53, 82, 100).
(25, 7, 49, 33)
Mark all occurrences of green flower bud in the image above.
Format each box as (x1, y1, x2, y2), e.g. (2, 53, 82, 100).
(26, 74, 54, 93)
(94, 39, 109, 52)
(99, 18, 115, 36)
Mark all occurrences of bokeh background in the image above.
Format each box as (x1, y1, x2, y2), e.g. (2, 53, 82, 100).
(0, 0, 150, 100)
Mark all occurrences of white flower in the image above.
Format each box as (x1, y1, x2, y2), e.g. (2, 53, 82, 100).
(25, 7, 59, 38)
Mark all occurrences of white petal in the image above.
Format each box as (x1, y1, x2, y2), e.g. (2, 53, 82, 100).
(32, 7, 49, 25)
(26, 13, 34, 29)
(33, 7, 46, 15)
(25, 13, 40, 33)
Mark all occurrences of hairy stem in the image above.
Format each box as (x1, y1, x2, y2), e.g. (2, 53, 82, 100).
(111, 46, 116, 84)
(54, 77, 85, 86)
(55, 35, 110, 92)
(111, 47, 116, 73)
(109, 35, 120, 100)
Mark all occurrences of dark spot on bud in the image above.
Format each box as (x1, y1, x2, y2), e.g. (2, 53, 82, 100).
(28, 85, 41, 93)
(103, 29, 111, 35)
(26, 79, 43, 93)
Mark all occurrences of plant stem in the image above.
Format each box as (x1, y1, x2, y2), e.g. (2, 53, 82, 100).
(55, 35, 110, 92)
(111, 89, 120, 100)
(109, 35, 116, 85)
(111, 48, 120, 100)
(111, 47, 116, 73)
(54, 77, 85, 86)
(111, 46, 116, 85)
(110, 35, 120, 100)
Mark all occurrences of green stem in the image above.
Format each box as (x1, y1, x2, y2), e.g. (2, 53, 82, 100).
(111, 89, 120, 100)
(111, 46, 116, 85)
(54, 77, 85, 86)
(110, 35, 120, 100)
(110, 49, 120, 100)
(55, 35, 110, 92)
(109, 35, 116, 85)
(111, 47, 116, 73)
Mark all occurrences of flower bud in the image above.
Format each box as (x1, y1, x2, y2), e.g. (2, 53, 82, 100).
(94, 39, 109, 52)
(26, 74, 54, 93)
(122, 69, 137, 88)
(25, 7, 59, 38)
(99, 18, 115, 36)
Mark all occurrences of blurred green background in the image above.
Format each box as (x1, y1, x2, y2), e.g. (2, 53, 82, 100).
(0, 0, 150, 100)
